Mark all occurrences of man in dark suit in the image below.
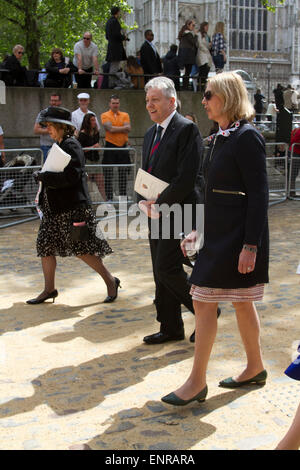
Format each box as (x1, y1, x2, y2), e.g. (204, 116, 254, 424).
(138, 76, 203, 344)
(105, 6, 127, 88)
(140, 30, 162, 83)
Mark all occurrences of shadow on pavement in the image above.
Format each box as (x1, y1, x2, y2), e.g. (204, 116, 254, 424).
(0, 344, 194, 419)
(81, 388, 255, 450)
(0, 302, 86, 336)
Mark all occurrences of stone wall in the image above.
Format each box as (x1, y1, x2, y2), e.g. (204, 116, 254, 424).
(0, 87, 211, 166)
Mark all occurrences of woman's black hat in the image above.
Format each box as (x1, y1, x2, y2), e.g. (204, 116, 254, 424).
(39, 106, 75, 128)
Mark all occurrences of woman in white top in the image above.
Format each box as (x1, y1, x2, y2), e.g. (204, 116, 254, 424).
(196, 22, 212, 91)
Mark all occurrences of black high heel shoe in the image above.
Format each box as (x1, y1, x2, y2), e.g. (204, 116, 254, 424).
(103, 278, 121, 303)
(26, 289, 58, 305)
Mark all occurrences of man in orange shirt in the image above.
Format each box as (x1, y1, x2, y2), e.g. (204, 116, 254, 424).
(101, 95, 131, 201)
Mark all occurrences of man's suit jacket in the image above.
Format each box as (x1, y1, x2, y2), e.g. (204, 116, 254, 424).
(141, 112, 203, 232)
(140, 41, 162, 77)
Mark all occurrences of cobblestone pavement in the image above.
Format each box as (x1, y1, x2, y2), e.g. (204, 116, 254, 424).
(0, 201, 299, 450)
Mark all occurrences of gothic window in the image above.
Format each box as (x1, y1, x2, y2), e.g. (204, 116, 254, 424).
(239, 31, 244, 49)
(232, 7, 237, 28)
(263, 33, 267, 51)
(245, 32, 249, 50)
(230, 0, 268, 51)
(257, 33, 261, 50)
(232, 31, 237, 49)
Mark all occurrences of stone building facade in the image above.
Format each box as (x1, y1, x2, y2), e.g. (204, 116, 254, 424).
(125, 0, 300, 95)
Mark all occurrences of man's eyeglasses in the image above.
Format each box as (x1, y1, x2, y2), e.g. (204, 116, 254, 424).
(203, 90, 214, 101)
(17, 51, 24, 55)
(83, 37, 91, 40)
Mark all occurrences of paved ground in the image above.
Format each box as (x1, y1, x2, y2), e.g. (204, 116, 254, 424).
(0, 200, 299, 451)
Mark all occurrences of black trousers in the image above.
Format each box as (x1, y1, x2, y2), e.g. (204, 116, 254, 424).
(75, 67, 93, 88)
(149, 230, 194, 335)
(102, 141, 130, 201)
(198, 64, 210, 91)
(182, 64, 193, 90)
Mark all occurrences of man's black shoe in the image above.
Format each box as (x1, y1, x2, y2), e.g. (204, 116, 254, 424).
(143, 331, 185, 345)
(189, 307, 221, 343)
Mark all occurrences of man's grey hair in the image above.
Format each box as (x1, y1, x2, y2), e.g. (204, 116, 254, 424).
(145, 76, 178, 107)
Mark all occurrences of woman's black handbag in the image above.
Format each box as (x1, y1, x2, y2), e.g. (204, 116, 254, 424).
(70, 222, 90, 242)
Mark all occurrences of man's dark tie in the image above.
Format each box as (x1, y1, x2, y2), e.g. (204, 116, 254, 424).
(147, 125, 163, 173)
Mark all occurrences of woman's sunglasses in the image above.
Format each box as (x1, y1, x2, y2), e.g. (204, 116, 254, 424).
(203, 90, 214, 100)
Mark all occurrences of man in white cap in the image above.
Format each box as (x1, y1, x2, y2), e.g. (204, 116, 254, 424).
(71, 92, 100, 134)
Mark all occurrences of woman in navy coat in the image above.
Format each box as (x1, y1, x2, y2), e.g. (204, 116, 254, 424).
(162, 72, 269, 406)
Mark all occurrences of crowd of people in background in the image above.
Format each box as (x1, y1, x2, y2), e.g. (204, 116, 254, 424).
(0, 7, 227, 93)
(0, 5, 300, 451)
(254, 83, 300, 122)
(32, 90, 132, 202)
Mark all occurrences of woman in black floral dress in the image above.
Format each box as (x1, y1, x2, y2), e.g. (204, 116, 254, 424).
(27, 107, 120, 304)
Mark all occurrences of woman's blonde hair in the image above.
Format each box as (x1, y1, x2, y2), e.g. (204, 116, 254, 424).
(214, 21, 225, 36)
(207, 71, 255, 122)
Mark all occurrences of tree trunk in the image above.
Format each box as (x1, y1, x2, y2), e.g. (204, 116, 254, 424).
(23, 0, 41, 69)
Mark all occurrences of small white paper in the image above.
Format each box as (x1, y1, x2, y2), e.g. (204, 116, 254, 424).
(134, 168, 169, 201)
(297, 264, 300, 275)
(1, 179, 14, 192)
(35, 143, 71, 219)
(41, 143, 71, 173)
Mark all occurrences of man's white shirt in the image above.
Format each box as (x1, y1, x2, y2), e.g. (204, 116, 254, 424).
(71, 108, 100, 132)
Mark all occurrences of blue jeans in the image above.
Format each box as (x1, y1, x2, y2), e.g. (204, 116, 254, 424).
(213, 54, 225, 72)
(40, 145, 51, 163)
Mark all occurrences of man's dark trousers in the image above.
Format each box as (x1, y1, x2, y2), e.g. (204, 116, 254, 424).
(149, 219, 194, 336)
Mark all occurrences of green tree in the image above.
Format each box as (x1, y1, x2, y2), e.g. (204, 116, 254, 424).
(260, 0, 286, 12)
(0, 0, 133, 69)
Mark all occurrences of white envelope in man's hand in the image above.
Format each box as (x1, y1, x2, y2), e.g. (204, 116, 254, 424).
(134, 168, 169, 201)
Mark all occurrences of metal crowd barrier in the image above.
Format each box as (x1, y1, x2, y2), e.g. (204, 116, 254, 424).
(0, 146, 137, 228)
(0, 148, 43, 228)
(253, 114, 276, 132)
(265, 142, 288, 206)
(0, 67, 198, 91)
(292, 114, 300, 129)
(83, 147, 137, 219)
(288, 143, 300, 200)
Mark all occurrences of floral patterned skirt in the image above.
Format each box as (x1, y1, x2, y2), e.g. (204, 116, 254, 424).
(36, 192, 112, 258)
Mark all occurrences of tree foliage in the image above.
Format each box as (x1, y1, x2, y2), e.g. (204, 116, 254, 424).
(0, 0, 133, 69)
(260, 0, 286, 12)
(0, 0, 287, 69)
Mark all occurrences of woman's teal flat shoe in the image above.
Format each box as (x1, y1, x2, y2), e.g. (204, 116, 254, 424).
(219, 370, 267, 389)
(161, 385, 208, 406)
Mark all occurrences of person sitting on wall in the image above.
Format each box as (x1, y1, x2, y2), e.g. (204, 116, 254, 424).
(125, 56, 144, 89)
(2, 45, 27, 86)
(44, 48, 77, 88)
